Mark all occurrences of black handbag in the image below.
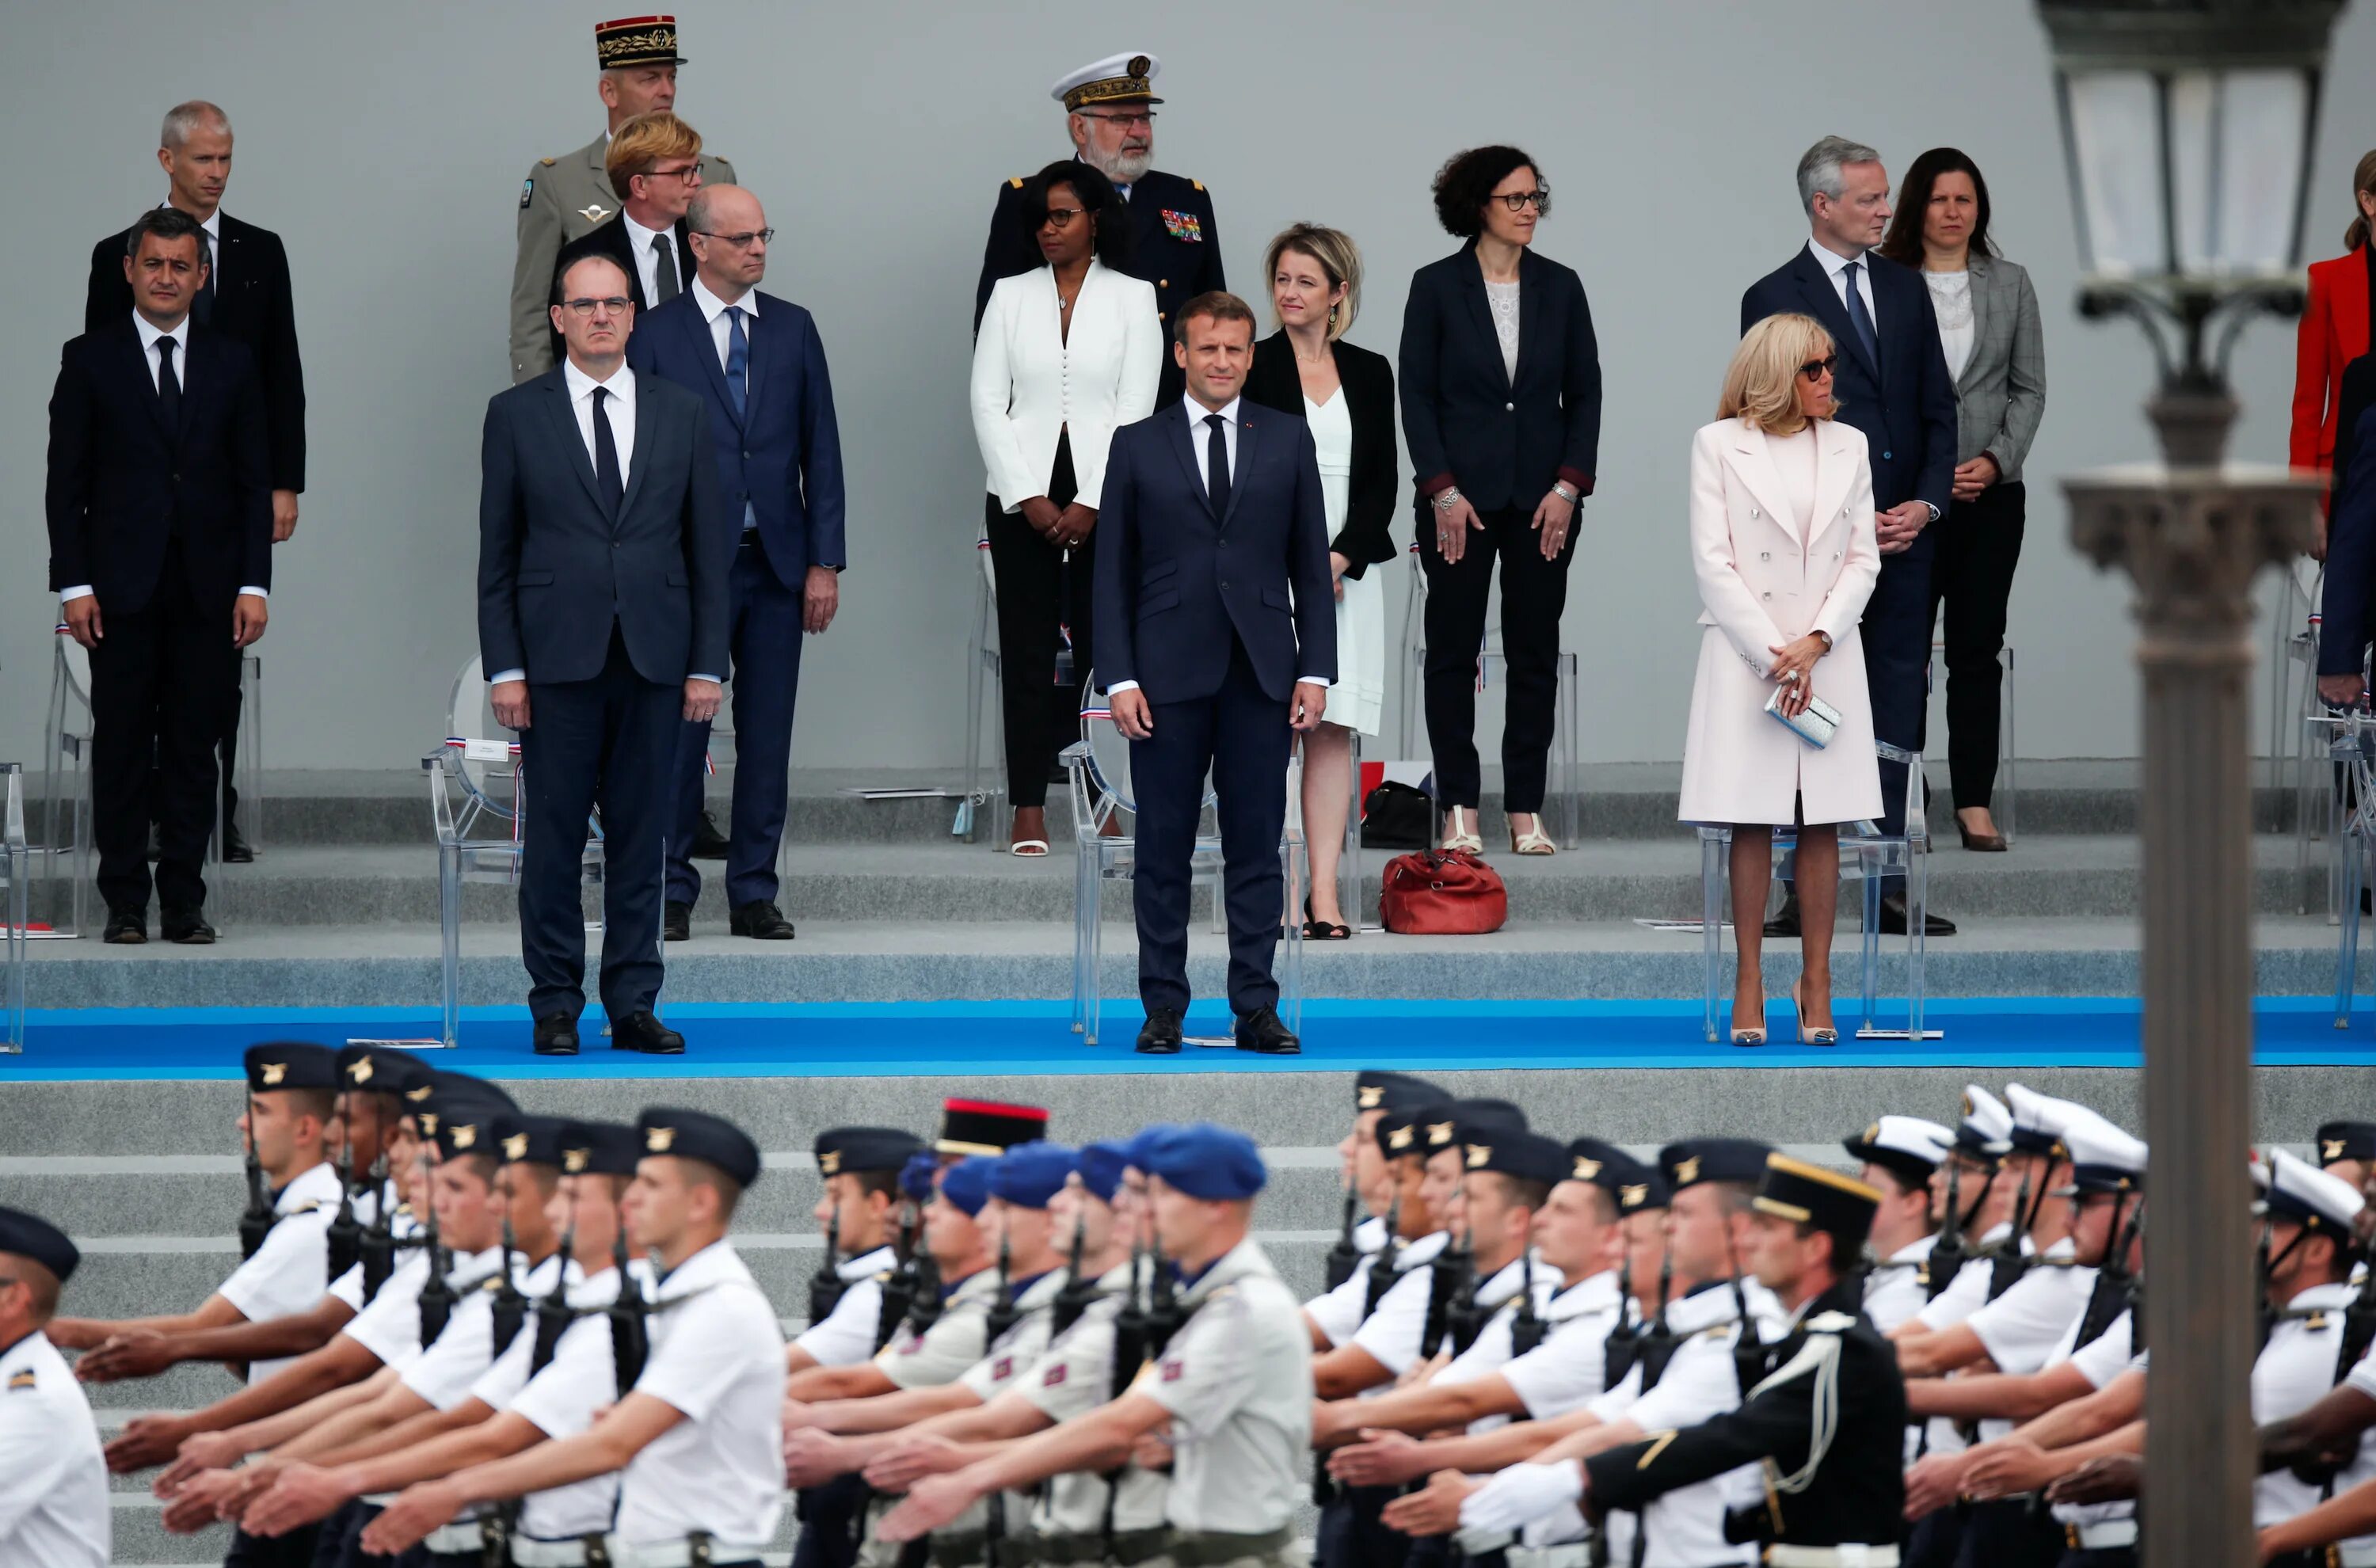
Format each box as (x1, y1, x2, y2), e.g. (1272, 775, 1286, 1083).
(1360, 779, 1435, 850)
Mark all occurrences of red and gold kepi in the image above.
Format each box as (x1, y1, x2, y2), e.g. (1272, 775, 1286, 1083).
(596, 14, 687, 70)
(935, 1097, 1050, 1157)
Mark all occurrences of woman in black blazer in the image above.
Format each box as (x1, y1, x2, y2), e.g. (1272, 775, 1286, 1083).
(1241, 223, 1397, 937)
(1400, 145, 1602, 855)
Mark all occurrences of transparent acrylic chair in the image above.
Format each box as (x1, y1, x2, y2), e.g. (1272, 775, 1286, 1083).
(958, 535, 1008, 845)
(2317, 697, 2376, 1026)
(1396, 545, 1583, 845)
(423, 656, 605, 1047)
(1, 763, 28, 1053)
(1927, 639, 2018, 845)
(1061, 690, 1305, 1047)
(1698, 741, 1934, 1044)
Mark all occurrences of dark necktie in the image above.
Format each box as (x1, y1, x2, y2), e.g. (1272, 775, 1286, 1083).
(1204, 412, 1231, 519)
(722, 306, 748, 421)
(1841, 261, 1879, 368)
(651, 234, 680, 304)
(154, 336, 182, 430)
(592, 386, 624, 516)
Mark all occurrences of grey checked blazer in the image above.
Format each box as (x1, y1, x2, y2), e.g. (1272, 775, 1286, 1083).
(1945, 254, 2047, 481)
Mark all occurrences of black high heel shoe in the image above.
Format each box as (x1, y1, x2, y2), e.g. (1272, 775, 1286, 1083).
(1303, 894, 1352, 941)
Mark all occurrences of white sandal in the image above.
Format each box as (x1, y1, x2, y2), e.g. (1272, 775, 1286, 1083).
(1509, 816, 1556, 856)
(1441, 806, 1483, 854)
(1009, 839, 1051, 858)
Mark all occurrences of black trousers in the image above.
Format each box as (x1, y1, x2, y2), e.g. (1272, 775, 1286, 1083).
(518, 624, 679, 1023)
(1925, 480, 2025, 811)
(91, 540, 233, 915)
(1415, 501, 1577, 813)
(1902, 1504, 1964, 1568)
(1952, 1498, 2064, 1568)
(790, 1471, 867, 1568)
(1314, 1486, 1412, 1568)
(986, 432, 1092, 812)
(223, 1520, 322, 1568)
(1130, 637, 1292, 1016)
(2056, 1547, 2135, 1568)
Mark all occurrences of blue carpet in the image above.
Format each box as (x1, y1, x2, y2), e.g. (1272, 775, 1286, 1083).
(1, 996, 2372, 1079)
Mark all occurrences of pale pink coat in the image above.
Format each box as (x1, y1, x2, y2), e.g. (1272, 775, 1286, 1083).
(1677, 417, 1883, 827)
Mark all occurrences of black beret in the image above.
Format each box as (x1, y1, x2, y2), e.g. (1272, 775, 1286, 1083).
(1753, 1154, 1882, 1251)
(435, 1101, 508, 1162)
(558, 1121, 643, 1178)
(1562, 1138, 1633, 1196)
(334, 1045, 436, 1101)
(817, 1126, 927, 1177)
(638, 1107, 763, 1188)
(1616, 1161, 1671, 1213)
(2317, 1122, 2376, 1166)
(0, 1207, 78, 1284)
(243, 1042, 340, 1093)
(1425, 1098, 1529, 1152)
(1460, 1128, 1569, 1187)
(493, 1113, 571, 1168)
(936, 1098, 1049, 1157)
(1659, 1137, 1774, 1192)
(1355, 1071, 1452, 1118)
(417, 1072, 517, 1147)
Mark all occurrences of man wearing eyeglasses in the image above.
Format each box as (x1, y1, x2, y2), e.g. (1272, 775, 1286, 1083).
(974, 51, 1223, 402)
(510, 14, 739, 384)
(547, 111, 709, 371)
(477, 251, 734, 1058)
(630, 184, 847, 946)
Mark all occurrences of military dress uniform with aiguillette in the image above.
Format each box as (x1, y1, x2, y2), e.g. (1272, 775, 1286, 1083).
(509, 14, 739, 382)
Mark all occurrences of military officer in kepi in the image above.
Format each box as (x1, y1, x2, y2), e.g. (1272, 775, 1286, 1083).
(510, 13, 741, 384)
(1464, 1153, 1910, 1568)
(975, 51, 1223, 402)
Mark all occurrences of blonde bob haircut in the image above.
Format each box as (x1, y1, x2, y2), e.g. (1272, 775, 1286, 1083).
(606, 112, 705, 202)
(1720, 313, 1839, 436)
(1264, 223, 1363, 341)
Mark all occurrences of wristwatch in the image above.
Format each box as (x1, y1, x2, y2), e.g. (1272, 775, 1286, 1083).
(1814, 630, 1834, 654)
(1923, 501, 1941, 524)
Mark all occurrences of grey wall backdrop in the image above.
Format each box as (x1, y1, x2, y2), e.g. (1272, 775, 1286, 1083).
(6, 0, 2368, 774)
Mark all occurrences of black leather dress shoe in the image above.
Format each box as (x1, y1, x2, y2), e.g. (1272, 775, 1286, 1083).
(692, 811, 731, 860)
(1763, 891, 1802, 939)
(161, 906, 215, 945)
(1878, 894, 1957, 938)
(663, 900, 692, 942)
(103, 908, 147, 945)
(533, 1014, 580, 1056)
(1234, 1005, 1302, 1055)
(221, 821, 255, 863)
(1135, 1009, 1184, 1055)
(611, 1010, 686, 1054)
(729, 900, 795, 940)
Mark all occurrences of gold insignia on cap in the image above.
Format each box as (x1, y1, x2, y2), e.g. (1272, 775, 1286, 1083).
(259, 1062, 287, 1087)
(1574, 1156, 1601, 1181)
(820, 1150, 843, 1175)
(1467, 1144, 1491, 1170)
(1388, 1125, 1414, 1151)
(502, 1132, 529, 1162)
(451, 1124, 478, 1150)
(646, 1126, 676, 1153)
(1961, 1091, 1975, 1117)
(1127, 53, 1151, 77)
(1863, 1122, 1882, 1146)
(406, 1084, 434, 1103)
(419, 1111, 440, 1136)
(1620, 1183, 1649, 1208)
(348, 1056, 375, 1086)
(1357, 1086, 1384, 1110)
(1674, 1156, 1702, 1186)
(563, 1147, 590, 1174)
(2326, 1140, 2347, 1163)
(1427, 1121, 1456, 1147)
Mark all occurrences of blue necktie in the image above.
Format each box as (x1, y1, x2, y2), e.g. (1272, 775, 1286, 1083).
(723, 306, 748, 421)
(1841, 261, 1879, 369)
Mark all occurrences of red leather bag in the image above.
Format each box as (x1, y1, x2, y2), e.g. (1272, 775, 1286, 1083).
(1378, 849, 1508, 935)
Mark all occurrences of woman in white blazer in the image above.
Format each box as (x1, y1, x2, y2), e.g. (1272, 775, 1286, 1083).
(971, 160, 1162, 855)
(1681, 313, 1883, 1046)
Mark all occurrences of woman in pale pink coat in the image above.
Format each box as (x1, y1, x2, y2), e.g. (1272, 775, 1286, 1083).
(1680, 314, 1882, 1045)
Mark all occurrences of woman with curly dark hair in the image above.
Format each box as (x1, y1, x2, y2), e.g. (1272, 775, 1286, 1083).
(1399, 145, 1601, 855)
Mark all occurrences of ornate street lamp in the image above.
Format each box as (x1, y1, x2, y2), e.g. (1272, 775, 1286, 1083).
(2035, 3, 2342, 1564)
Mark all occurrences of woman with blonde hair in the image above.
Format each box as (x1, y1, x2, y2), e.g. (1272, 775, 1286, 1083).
(1681, 313, 1881, 1045)
(1241, 223, 1396, 937)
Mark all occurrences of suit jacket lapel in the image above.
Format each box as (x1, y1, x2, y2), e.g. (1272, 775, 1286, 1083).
(1509, 249, 1540, 390)
(1807, 423, 1858, 541)
(1163, 403, 1215, 519)
(617, 379, 661, 519)
(1962, 256, 1992, 394)
(684, 298, 743, 429)
(740, 294, 772, 421)
(122, 325, 173, 443)
(1221, 412, 1258, 530)
(1725, 422, 1799, 545)
(545, 376, 607, 516)
(1795, 253, 1876, 382)
(1456, 250, 1509, 393)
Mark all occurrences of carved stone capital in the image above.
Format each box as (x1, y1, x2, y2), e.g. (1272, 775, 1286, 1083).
(2065, 466, 2322, 638)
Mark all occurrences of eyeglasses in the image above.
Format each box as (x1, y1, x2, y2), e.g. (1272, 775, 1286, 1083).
(695, 228, 775, 249)
(639, 160, 706, 186)
(1498, 188, 1552, 213)
(1799, 356, 1837, 382)
(1076, 109, 1156, 128)
(1041, 207, 1084, 229)
(560, 296, 634, 318)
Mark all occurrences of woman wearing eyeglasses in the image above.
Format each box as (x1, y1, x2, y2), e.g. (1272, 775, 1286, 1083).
(971, 159, 1162, 856)
(1399, 145, 1602, 856)
(1681, 314, 1881, 1045)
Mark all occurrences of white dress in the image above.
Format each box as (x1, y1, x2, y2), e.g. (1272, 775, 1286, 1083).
(1307, 390, 1384, 736)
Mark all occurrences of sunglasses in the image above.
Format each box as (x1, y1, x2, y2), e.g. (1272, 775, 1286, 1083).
(1799, 356, 1837, 382)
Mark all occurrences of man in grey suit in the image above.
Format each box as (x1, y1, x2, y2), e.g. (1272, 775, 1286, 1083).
(477, 253, 734, 1057)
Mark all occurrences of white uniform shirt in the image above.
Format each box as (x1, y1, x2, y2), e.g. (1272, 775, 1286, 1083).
(617, 1240, 786, 1549)
(1024, 1259, 1168, 1536)
(795, 1244, 897, 1367)
(1862, 1233, 1938, 1334)
(0, 1330, 108, 1568)
(2259, 1284, 2376, 1548)
(1963, 1239, 2095, 1444)
(497, 1265, 649, 1543)
(1301, 1215, 1388, 1347)
(878, 1267, 999, 1387)
(1501, 1269, 1627, 1420)
(1145, 1239, 1313, 1535)
(341, 1247, 500, 1375)
(1912, 1223, 2024, 1332)
(402, 1252, 573, 1410)
(219, 1161, 345, 1384)
(1433, 1255, 1563, 1434)
(1347, 1231, 1452, 1375)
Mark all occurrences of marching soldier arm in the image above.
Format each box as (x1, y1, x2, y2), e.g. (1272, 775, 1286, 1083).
(327, 1404, 536, 1501)
(51, 1293, 245, 1349)
(2008, 1366, 2144, 1452)
(1311, 1338, 1397, 1399)
(1585, 1331, 1855, 1517)
(785, 1361, 897, 1402)
(306, 1386, 480, 1471)
(1906, 1359, 2092, 1422)
(2259, 1466, 2376, 1560)
(810, 1379, 978, 1434)
(445, 1390, 683, 1513)
(2260, 1380, 2376, 1471)
(268, 1376, 431, 1465)
(1315, 1371, 1522, 1444)
(80, 1294, 357, 1380)
(1893, 1323, 1987, 1378)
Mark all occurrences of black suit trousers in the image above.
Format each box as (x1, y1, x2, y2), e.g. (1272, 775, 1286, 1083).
(1925, 481, 2025, 811)
(91, 540, 232, 915)
(1129, 637, 1292, 1015)
(1415, 504, 1578, 813)
(519, 625, 678, 1022)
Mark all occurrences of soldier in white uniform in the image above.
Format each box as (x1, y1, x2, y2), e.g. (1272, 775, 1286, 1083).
(366, 1106, 785, 1568)
(510, 14, 740, 382)
(878, 1122, 1313, 1568)
(1309, 1071, 1452, 1351)
(2251, 1152, 2376, 1564)
(0, 1207, 107, 1568)
(1843, 1117, 1955, 1334)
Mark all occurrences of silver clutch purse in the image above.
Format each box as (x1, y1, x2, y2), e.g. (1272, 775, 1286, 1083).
(1765, 686, 1842, 749)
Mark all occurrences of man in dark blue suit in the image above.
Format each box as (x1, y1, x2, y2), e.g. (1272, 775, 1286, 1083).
(478, 253, 734, 1056)
(1742, 135, 1960, 938)
(1095, 293, 1335, 1056)
(630, 185, 846, 944)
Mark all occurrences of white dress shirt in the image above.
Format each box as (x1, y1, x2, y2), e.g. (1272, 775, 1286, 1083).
(791, 1244, 894, 1366)
(59, 310, 268, 605)
(215, 1160, 345, 1384)
(690, 277, 760, 532)
(0, 1330, 109, 1568)
(621, 211, 677, 309)
(1806, 237, 1879, 331)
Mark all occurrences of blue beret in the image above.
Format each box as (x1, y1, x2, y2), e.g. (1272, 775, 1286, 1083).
(1077, 1140, 1130, 1203)
(636, 1108, 763, 1189)
(817, 1126, 927, 1178)
(1141, 1123, 1266, 1200)
(939, 1155, 996, 1216)
(244, 1041, 340, 1093)
(0, 1207, 78, 1284)
(1125, 1124, 1183, 1172)
(899, 1151, 939, 1202)
(492, 1113, 571, 1168)
(988, 1142, 1076, 1208)
(558, 1121, 643, 1178)
(335, 1045, 436, 1101)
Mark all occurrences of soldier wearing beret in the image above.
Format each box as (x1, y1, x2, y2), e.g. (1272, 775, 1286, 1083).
(976, 51, 1223, 404)
(510, 14, 740, 383)
(0, 1207, 106, 1568)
